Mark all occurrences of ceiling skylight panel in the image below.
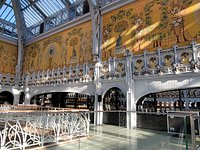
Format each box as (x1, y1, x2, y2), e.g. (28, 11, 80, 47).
(28, 7, 43, 22)
(36, 1, 52, 16)
(0, 6, 9, 18)
(49, 0, 62, 9)
(76, 4, 83, 14)
(55, 0, 65, 8)
(1, 7, 11, 19)
(31, 6, 46, 19)
(69, 0, 76, 4)
(48, 1, 59, 12)
(23, 12, 36, 26)
(44, 2, 58, 15)
(4, 8, 13, 20)
(20, 0, 29, 9)
(8, 14, 15, 23)
(25, 19, 32, 27)
(23, 9, 41, 27)
(5, 0, 11, 5)
(0, 5, 7, 17)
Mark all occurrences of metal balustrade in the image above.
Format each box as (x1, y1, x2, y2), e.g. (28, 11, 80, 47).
(0, 109, 90, 149)
(0, 43, 199, 88)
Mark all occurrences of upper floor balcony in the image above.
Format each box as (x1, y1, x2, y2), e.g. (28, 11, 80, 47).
(0, 42, 199, 88)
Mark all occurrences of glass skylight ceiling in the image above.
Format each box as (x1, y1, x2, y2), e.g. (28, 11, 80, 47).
(21, 0, 67, 27)
(0, 0, 115, 40)
(0, 0, 17, 38)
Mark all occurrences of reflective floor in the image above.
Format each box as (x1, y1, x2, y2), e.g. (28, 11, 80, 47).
(39, 125, 192, 150)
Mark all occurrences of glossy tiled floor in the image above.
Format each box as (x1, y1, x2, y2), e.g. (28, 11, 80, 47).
(40, 125, 192, 150)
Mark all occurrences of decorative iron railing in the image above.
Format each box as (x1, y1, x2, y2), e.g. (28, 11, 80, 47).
(0, 110, 90, 149)
(0, 43, 199, 87)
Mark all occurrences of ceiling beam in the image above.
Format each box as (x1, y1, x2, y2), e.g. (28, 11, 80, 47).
(28, 0, 47, 19)
(0, 18, 16, 28)
(12, 0, 26, 38)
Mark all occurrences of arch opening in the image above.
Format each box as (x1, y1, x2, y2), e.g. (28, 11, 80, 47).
(103, 87, 126, 111)
(0, 91, 14, 105)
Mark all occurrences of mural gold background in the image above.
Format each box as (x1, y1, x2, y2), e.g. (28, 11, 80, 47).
(102, 0, 200, 60)
(0, 41, 17, 74)
(23, 21, 92, 73)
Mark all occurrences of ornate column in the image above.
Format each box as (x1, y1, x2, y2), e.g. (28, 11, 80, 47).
(173, 44, 178, 64)
(190, 41, 198, 71)
(143, 50, 147, 72)
(12, 0, 26, 82)
(191, 41, 197, 61)
(94, 61, 103, 125)
(157, 47, 162, 67)
(125, 49, 136, 129)
(88, 0, 102, 61)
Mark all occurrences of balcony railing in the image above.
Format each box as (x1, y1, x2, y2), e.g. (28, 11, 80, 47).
(0, 109, 90, 149)
(0, 43, 199, 88)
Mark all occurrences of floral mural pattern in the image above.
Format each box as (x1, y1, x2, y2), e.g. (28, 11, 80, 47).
(0, 42, 17, 74)
(102, 0, 199, 59)
(23, 21, 92, 73)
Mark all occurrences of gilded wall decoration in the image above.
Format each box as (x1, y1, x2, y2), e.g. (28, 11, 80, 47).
(23, 43, 41, 72)
(179, 51, 192, 65)
(148, 56, 158, 69)
(47, 45, 56, 69)
(135, 59, 144, 71)
(0, 41, 17, 74)
(69, 37, 78, 62)
(102, 0, 200, 60)
(23, 21, 92, 73)
(163, 54, 174, 68)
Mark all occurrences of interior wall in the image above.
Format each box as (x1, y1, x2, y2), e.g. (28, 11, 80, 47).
(0, 41, 17, 74)
(23, 21, 92, 73)
(102, 0, 200, 60)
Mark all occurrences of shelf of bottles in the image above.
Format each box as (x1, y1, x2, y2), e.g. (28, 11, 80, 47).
(137, 88, 200, 113)
(65, 93, 94, 110)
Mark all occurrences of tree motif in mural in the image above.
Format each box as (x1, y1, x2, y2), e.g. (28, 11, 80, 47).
(169, 0, 192, 43)
(29, 50, 37, 70)
(144, 0, 169, 28)
(36, 48, 42, 71)
(28, 44, 40, 72)
(103, 23, 113, 56)
(80, 32, 91, 62)
(144, 0, 168, 48)
(69, 37, 78, 61)
(114, 20, 129, 52)
(0, 48, 8, 72)
(130, 12, 145, 51)
(10, 56, 17, 74)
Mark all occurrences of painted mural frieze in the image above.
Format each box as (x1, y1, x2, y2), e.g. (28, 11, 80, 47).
(114, 20, 129, 54)
(43, 34, 63, 48)
(24, 43, 41, 73)
(24, 21, 92, 73)
(169, 0, 192, 43)
(47, 45, 56, 69)
(102, 0, 199, 60)
(0, 42, 17, 74)
(111, 9, 132, 22)
(69, 37, 78, 63)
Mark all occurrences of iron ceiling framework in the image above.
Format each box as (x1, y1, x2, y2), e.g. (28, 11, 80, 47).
(0, 0, 114, 40)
